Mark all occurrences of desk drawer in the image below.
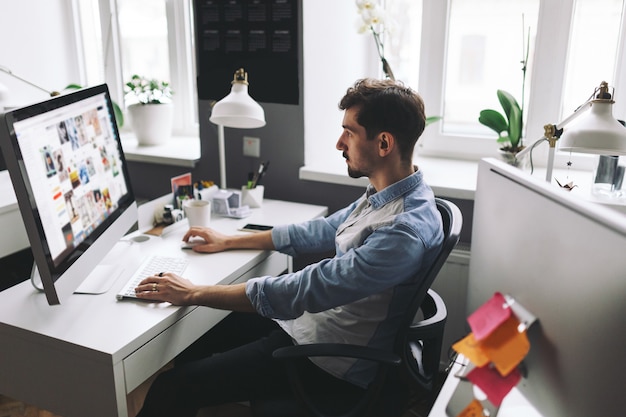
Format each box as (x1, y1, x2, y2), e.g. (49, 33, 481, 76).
(122, 252, 289, 393)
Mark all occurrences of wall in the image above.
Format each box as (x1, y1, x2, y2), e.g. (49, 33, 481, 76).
(0, 0, 81, 107)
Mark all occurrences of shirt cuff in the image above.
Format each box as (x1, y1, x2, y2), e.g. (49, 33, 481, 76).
(245, 277, 276, 317)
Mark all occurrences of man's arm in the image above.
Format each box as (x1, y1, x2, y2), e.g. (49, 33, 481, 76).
(182, 226, 275, 253)
(135, 274, 255, 312)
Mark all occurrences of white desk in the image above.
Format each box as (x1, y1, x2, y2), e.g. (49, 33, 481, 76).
(0, 199, 327, 417)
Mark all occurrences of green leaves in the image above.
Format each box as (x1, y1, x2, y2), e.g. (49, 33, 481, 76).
(478, 89, 523, 151)
(426, 116, 443, 126)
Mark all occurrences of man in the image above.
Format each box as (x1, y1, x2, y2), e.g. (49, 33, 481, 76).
(135, 78, 443, 416)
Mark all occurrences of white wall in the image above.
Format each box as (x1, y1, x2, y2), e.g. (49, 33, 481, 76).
(302, 0, 379, 168)
(0, 0, 81, 108)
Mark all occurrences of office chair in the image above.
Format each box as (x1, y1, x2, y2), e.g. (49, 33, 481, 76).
(250, 198, 462, 417)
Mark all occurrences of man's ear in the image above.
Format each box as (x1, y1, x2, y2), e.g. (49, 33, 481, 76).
(378, 132, 394, 156)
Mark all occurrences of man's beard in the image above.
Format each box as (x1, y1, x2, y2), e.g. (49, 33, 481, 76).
(344, 152, 369, 178)
(347, 166, 366, 178)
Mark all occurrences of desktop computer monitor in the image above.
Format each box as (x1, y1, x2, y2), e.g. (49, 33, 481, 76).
(0, 84, 137, 305)
(468, 158, 626, 417)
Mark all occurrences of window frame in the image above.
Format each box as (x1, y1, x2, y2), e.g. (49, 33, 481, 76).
(80, 0, 198, 136)
(417, 0, 626, 171)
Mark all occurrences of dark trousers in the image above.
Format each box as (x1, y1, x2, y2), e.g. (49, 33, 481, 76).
(136, 312, 366, 417)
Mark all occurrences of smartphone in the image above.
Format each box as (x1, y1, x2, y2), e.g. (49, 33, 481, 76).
(238, 223, 273, 233)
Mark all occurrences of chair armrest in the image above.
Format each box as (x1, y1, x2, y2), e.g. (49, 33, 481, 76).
(410, 289, 447, 331)
(273, 343, 401, 367)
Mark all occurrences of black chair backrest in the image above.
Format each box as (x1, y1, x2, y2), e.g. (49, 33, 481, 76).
(393, 198, 462, 354)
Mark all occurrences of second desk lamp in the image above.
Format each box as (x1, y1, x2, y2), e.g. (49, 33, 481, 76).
(209, 68, 266, 189)
(517, 81, 626, 184)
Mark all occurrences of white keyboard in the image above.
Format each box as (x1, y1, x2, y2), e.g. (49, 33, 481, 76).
(116, 255, 189, 300)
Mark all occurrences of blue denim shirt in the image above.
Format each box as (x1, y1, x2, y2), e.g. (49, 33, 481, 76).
(245, 169, 443, 387)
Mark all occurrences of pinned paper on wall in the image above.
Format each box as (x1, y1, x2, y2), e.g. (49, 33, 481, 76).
(452, 333, 490, 368)
(457, 399, 487, 417)
(467, 365, 522, 406)
(450, 292, 537, 416)
(480, 315, 530, 376)
(467, 291, 511, 340)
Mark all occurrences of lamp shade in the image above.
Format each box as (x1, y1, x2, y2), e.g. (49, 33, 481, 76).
(209, 71, 265, 129)
(559, 97, 626, 155)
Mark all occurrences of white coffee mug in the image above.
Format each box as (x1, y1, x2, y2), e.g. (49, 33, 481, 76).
(183, 199, 211, 227)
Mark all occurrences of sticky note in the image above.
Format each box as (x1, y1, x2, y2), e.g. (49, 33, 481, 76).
(456, 399, 486, 417)
(467, 365, 522, 406)
(467, 292, 511, 341)
(452, 333, 490, 367)
(481, 315, 530, 376)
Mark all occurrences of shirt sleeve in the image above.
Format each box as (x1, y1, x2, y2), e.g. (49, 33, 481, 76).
(245, 222, 428, 320)
(271, 198, 362, 256)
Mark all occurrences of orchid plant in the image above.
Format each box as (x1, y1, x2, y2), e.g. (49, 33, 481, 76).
(355, 0, 395, 81)
(478, 19, 531, 154)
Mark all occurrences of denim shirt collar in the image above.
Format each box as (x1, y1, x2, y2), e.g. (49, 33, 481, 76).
(365, 167, 423, 209)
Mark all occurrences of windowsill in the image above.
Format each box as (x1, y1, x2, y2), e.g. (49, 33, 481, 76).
(121, 133, 201, 167)
(300, 156, 626, 212)
(300, 156, 479, 200)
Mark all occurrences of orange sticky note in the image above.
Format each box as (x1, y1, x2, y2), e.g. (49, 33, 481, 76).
(456, 399, 486, 417)
(468, 292, 511, 341)
(467, 365, 522, 406)
(481, 315, 530, 376)
(452, 333, 490, 367)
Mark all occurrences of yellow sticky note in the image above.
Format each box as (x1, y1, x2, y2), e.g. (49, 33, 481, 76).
(452, 333, 490, 367)
(456, 399, 486, 417)
(481, 315, 530, 376)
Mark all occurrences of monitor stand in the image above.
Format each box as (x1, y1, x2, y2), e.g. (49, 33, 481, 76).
(30, 263, 124, 295)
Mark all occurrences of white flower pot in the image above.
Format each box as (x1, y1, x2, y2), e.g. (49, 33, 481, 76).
(128, 103, 173, 146)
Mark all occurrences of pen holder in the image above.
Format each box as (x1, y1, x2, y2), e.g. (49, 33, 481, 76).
(241, 185, 264, 208)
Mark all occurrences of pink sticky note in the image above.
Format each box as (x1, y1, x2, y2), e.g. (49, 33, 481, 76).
(467, 292, 511, 341)
(467, 365, 522, 406)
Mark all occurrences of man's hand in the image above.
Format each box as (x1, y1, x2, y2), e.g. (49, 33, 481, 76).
(182, 226, 231, 253)
(181, 226, 275, 253)
(134, 274, 255, 312)
(134, 272, 198, 305)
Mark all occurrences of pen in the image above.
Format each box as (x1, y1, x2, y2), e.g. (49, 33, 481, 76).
(247, 172, 254, 189)
(251, 161, 269, 188)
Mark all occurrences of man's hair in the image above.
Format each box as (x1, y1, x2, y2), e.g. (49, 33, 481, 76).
(339, 78, 426, 162)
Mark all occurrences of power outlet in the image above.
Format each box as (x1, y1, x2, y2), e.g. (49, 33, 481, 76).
(243, 136, 261, 158)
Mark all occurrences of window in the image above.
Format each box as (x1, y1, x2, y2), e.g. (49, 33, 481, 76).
(75, 0, 198, 136)
(415, 0, 626, 170)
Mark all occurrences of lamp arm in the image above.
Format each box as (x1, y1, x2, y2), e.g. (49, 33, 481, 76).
(0, 65, 57, 96)
(515, 100, 593, 182)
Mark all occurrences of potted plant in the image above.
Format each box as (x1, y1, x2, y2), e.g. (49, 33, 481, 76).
(478, 21, 530, 167)
(125, 75, 173, 146)
(478, 90, 524, 165)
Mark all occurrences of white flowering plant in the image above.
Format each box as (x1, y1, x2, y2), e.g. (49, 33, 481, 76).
(355, 0, 395, 80)
(124, 75, 173, 105)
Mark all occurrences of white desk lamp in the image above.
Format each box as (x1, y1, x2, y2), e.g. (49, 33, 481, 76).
(517, 81, 626, 183)
(209, 68, 265, 189)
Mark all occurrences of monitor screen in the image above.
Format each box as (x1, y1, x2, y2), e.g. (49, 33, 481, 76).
(468, 158, 626, 417)
(0, 84, 137, 305)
